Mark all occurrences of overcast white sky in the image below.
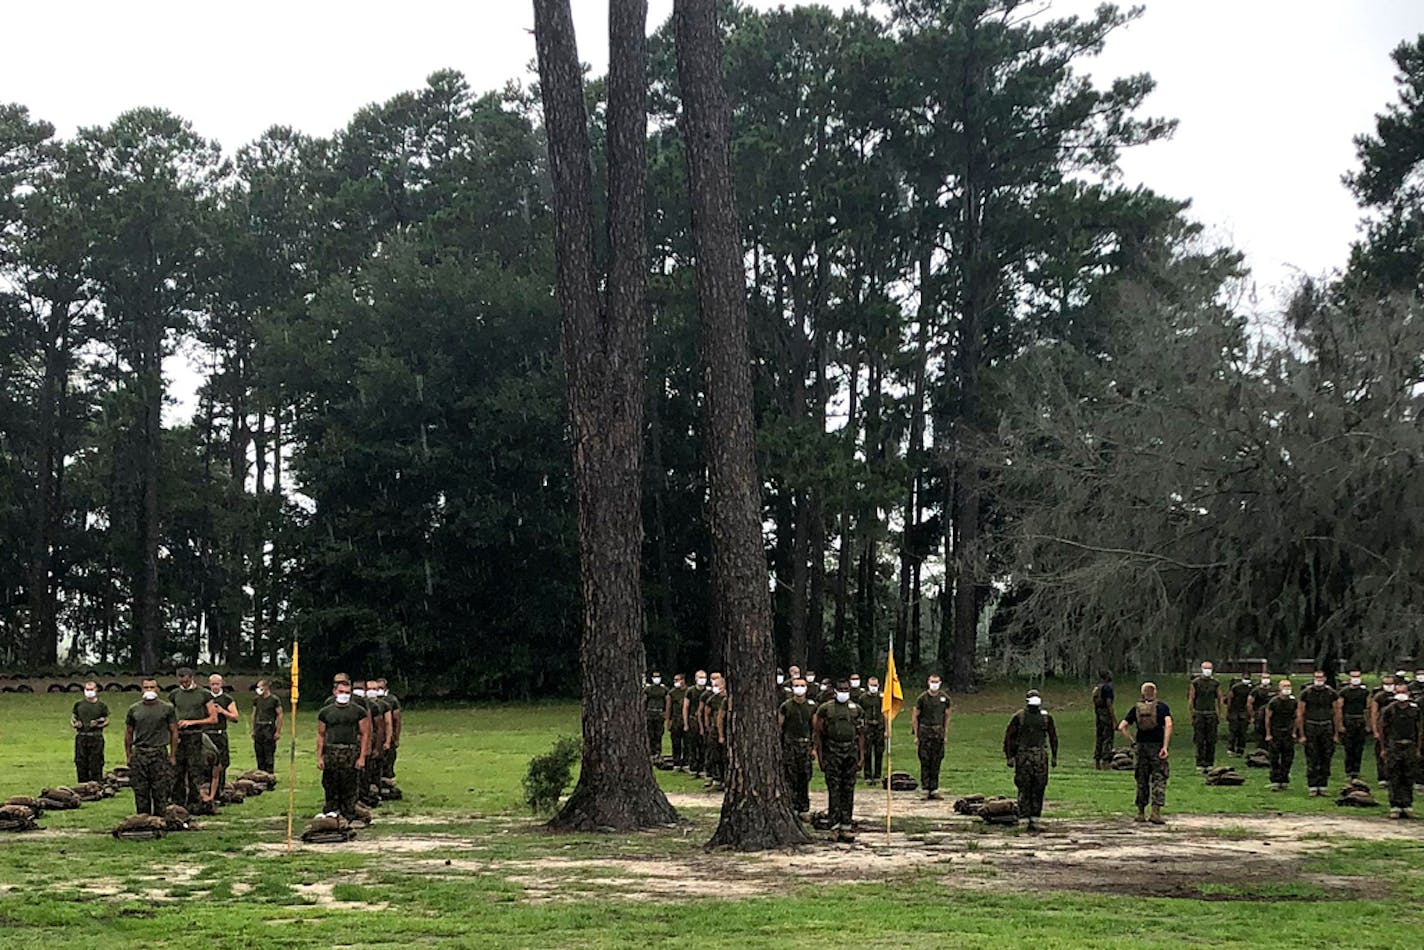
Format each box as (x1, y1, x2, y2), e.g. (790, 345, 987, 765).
(5, 0, 1423, 407)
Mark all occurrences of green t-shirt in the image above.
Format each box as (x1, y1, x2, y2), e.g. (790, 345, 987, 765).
(645, 683, 669, 717)
(209, 692, 235, 732)
(252, 693, 281, 725)
(1339, 684, 1370, 719)
(318, 702, 365, 746)
(779, 698, 814, 741)
(815, 700, 862, 744)
(667, 686, 687, 725)
(914, 691, 950, 735)
(860, 691, 885, 725)
(73, 699, 110, 734)
(126, 700, 177, 749)
(1382, 699, 1422, 743)
(1190, 675, 1221, 712)
(1227, 681, 1253, 717)
(1301, 684, 1338, 723)
(1266, 694, 1298, 735)
(169, 686, 215, 725)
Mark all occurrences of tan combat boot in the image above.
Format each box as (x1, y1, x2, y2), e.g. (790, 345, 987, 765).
(1134, 808, 1146, 822)
(1148, 805, 1165, 825)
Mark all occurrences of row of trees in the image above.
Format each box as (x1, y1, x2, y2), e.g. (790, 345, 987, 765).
(2, 4, 1421, 703)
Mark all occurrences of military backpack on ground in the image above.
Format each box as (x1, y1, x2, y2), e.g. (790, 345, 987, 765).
(112, 815, 167, 840)
(302, 815, 357, 844)
(0, 804, 39, 832)
(1245, 749, 1270, 768)
(979, 797, 1019, 825)
(1335, 778, 1379, 808)
(882, 771, 918, 791)
(1204, 766, 1246, 786)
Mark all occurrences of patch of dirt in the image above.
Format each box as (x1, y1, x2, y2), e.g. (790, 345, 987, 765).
(247, 833, 469, 855)
(298, 879, 389, 911)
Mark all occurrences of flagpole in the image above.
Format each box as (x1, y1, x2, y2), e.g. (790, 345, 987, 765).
(286, 641, 299, 855)
(885, 630, 893, 843)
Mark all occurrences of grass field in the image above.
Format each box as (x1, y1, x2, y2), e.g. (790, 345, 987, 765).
(0, 677, 1420, 948)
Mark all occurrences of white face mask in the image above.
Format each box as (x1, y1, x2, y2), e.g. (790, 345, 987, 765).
(928, 682, 941, 692)
(1416, 675, 1424, 683)
(651, 677, 661, 686)
(1201, 668, 1213, 677)
(211, 687, 223, 696)
(835, 691, 850, 703)
(793, 685, 807, 697)
(776, 675, 784, 685)
(1397, 692, 1410, 702)
(256, 688, 266, 696)
(868, 686, 879, 694)
(850, 679, 861, 688)
(142, 690, 158, 702)
(1314, 679, 1325, 687)
(1350, 677, 1361, 685)
(711, 685, 722, 695)
(1027, 696, 1042, 707)
(1280, 688, 1292, 696)
(354, 689, 366, 698)
(806, 675, 816, 684)
(335, 693, 352, 705)
(84, 690, 97, 700)
(1261, 679, 1271, 686)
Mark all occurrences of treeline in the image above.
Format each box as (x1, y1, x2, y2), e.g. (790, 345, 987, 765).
(2, 4, 1421, 693)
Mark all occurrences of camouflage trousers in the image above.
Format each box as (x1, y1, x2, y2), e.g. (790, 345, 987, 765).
(322, 744, 360, 819)
(1387, 740, 1419, 810)
(130, 746, 172, 815)
(1341, 718, 1368, 777)
(1014, 747, 1049, 818)
(863, 729, 885, 780)
(1133, 742, 1169, 809)
(253, 723, 278, 774)
(670, 723, 687, 768)
(206, 732, 230, 770)
(646, 715, 664, 757)
(704, 736, 725, 782)
(1192, 712, 1219, 768)
(685, 727, 704, 774)
(1268, 733, 1295, 785)
(822, 740, 859, 829)
(1227, 715, 1250, 756)
(782, 737, 812, 814)
(173, 731, 208, 808)
(385, 745, 399, 779)
(917, 733, 945, 793)
(1304, 721, 1335, 788)
(1094, 710, 1116, 765)
(74, 733, 105, 784)
(1253, 709, 1268, 749)
(361, 749, 384, 804)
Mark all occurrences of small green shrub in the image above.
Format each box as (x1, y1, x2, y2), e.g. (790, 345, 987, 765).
(523, 736, 581, 814)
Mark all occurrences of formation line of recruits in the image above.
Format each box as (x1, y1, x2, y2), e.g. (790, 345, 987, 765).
(1099, 663, 1424, 822)
(645, 665, 962, 840)
(70, 667, 403, 821)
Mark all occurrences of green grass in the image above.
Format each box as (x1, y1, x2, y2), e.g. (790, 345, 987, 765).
(0, 679, 1418, 948)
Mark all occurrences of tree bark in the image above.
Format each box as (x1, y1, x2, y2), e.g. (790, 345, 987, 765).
(675, 0, 809, 851)
(896, 250, 933, 667)
(27, 297, 74, 667)
(807, 330, 828, 668)
(534, 0, 677, 832)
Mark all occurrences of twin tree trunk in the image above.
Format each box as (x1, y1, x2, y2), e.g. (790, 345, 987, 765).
(675, 0, 809, 851)
(533, 0, 677, 832)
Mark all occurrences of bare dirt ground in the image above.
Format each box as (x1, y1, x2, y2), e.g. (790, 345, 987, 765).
(255, 790, 1405, 903)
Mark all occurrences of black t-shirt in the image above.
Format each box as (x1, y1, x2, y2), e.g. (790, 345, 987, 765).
(1124, 700, 1171, 744)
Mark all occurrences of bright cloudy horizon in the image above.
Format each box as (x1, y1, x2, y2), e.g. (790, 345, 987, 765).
(5, 1, 1423, 346)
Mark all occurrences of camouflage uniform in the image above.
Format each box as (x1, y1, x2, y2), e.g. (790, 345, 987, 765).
(1266, 693, 1298, 786)
(1338, 682, 1371, 778)
(1250, 681, 1274, 749)
(914, 691, 950, 795)
(703, 691, 727, 783)
(1126, 700, 1170, 811)
(1300, 682, 1339, 789)
(815, 699, 862, 830)
(72, 698, 109, 783)
(323, 745, 361, 819)
(1189, 674, 1221, 768)
(125, 699, 177, 816)
(251, 691, 281, 773)
(780, 698, 815, 814)
(644, 682, 669, 757)
(1226, 679, 1253, 755)
(860, 690, 885, 781)
(1092, 680, 1116, 767)
(684, 684, 706, 775)
(1380, 697, 1423, 811)
(1372, 686, 1395, 784)
(667, 683, 688, 768)
(169, 686, 216, 809)
(382, 690, 402, 778)
(1004, 707, 1059, 820)
(207, 691, 235, 778)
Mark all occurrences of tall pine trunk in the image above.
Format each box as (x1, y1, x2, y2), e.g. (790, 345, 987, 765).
(534, 0, 677, 832)
(896, 251, 932, 667)
(136, 310, 162, 673)
(675, 0, 809, 851)
(27, 300, 72, 667)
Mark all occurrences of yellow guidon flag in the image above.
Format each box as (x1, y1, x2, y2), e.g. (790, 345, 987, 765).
(882, 650, 904, 721)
